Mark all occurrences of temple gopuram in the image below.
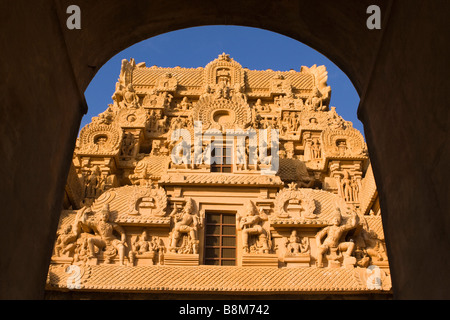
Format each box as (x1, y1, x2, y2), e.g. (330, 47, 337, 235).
(46, 53, 391, 298)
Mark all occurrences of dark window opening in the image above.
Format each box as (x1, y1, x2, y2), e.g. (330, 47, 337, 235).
(204, 212, 236, 266)
(210, 144, 233, 173)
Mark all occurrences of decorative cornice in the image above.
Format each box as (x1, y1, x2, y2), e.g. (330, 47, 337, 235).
(46, 264, 391, 293)
(159, 173, 283, 186)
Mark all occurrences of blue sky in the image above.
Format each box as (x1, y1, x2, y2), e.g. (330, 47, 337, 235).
(83, 25, 362, 134)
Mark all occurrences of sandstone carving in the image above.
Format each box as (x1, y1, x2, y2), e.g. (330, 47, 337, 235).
(75, 204, 127, 265)
(169, 198, 202, 254)
(238, 201, 270, 254)
(285, 230, 309, 255)
(315, 207, 359, 268)
(50, 54, 390, 296)
(274, 183, 317, 219)
(78, 123, 122, 156)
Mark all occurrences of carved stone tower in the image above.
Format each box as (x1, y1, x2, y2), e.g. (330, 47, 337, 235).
(48, 54, 391, 298)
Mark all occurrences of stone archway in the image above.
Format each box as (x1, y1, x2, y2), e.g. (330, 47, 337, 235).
(0, 0, 449, 299)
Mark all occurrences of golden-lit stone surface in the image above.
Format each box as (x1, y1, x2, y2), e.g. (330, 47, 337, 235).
(48, 54, 390, 295)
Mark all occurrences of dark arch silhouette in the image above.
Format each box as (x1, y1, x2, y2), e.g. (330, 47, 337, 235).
(0, 0, 448, 299)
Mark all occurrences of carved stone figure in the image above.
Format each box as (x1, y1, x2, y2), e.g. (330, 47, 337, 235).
(337, 140, 348, 156)
(311, 138, 322, 159)
(362, 229, 388, 263)
(84, 166, 102, 199)
(341, 170, 357, 202)
(169, 199, 201, 254)
(128, 230, 153, 265)
(327, 107, 346, 129)
(170, 136, 191, 169)
(75, 204, 127, 265)
(192, 139, 204, 167)
(254, 99, 270, 113)
(92, 107, 115, 125)
(132, 230, 152, 254)
(351, 177, 360, 202)
(239, 201, 269, 254)
(151, 236, 166, 265)
(285, 230, 309, 255)
(122, 84, 140, 109)
(54, 225, 78, 257)
(235, 139, 248, 171)
(120, 132, 135, 157)
(73, 236, 91, 264)
(158, 91, 173, 108)
(178, 97, 192, 111)
(315, 207, 358, 268)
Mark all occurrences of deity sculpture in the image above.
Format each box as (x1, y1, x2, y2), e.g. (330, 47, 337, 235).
(169, 198, 201, 254)
(147, 110, 158, 132)
(128, 230, 153, 265)
(122, 84, 140, 109)
(239, 201, 269, 254)
(288, 112, 300, 131)
(178, 97, 192, 111)
(341, 170, 356, 202)
(311, 138, 322, 159)
(351, 176, 360, 202)
(362, 229, 388, 263)
(54, 225, 78, 257)
(132, 230, 152, 254)
(158, 91, 173, 108)
(93, 107, 115, 125)
(120, 132, 135, 157)
(285, 230, 309, 255)
(151, 236, 166, 265)
(337, 140, 348, 156)
(84, 166, 102, 199)
(192, 138, 204, 168)
(75, 204, 127, 265)
(170, 136, 191, 169)
(315, 207, 358, 268)
(235, 138, 249, 171)
(254, 99, 270, 113)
